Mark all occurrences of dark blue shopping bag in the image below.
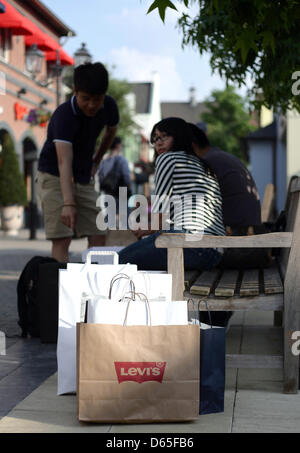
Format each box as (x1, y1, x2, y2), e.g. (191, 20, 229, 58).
(200, 323, 226, 415)
(189, 300, 226, 415)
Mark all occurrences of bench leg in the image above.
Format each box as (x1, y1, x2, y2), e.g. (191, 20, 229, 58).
(283, 306, 299, 394)
(168, 248, 184, 301)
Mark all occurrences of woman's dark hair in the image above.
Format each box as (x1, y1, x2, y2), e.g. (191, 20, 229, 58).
(150, 117, 195, 154)
(188, 123, 210, 148)
(150, 117, 213, 175)
(74, 62, 109, 95)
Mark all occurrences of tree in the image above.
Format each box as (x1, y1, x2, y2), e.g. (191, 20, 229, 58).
(200, 86, 256, 162)
(0, 133, 27, 207)
(147, 0, 300, 113)
(107, 75, 136, 140)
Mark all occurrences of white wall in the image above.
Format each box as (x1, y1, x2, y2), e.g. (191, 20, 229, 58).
(287, 110, 300, 183)
(249, 141, 273, 203)
(133, 72, 162, 140)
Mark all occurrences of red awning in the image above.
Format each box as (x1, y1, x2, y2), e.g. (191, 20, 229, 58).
(45, 46, 74, 66)
(0, 0, 59, 52)
(0, 0, 33, 35)
(25, 23, 59, 52)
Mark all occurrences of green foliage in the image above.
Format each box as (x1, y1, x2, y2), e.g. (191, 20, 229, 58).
(107, 75, 136, 140)
(0, 133, 27, 207)
(200, 86, 256, 162)
(147, 0, 179, 22)
(147, 0, 300, 113)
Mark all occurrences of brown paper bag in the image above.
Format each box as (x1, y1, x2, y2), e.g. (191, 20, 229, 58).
(77, 323, 200, 423)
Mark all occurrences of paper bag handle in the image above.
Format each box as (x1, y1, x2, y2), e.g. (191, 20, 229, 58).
(109, 273, 136, 300)
(188, 298, 213, 328)
(86, 250, 119, 265)
(123, 292, 152, 326)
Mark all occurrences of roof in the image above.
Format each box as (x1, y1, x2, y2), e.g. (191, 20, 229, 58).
(16, 0, 75, 37)
(245, 121, 277, 141)
(129, 82, 152, 114)
(161, 101, 206, 123)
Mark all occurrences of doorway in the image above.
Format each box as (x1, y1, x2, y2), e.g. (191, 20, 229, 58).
(23, 137, 39, 230)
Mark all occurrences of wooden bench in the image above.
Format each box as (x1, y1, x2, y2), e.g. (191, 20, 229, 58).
(155, 176, 300, 394)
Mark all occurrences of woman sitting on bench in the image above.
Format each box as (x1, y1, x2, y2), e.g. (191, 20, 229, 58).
(118, 117, 225, 270)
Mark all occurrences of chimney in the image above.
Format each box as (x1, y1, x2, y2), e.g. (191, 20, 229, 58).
(189, 86, 197, 107)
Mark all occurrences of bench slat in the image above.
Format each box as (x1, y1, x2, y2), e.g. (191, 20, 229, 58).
(240, 269, 260, 296)
(184, 270, 200, 290)
(214, 270, 239, 297)
(183, 292, 284, 311)
(190, 269, 219, 296)
(156, 232, 292, 248)
(263, 266, 283, 294)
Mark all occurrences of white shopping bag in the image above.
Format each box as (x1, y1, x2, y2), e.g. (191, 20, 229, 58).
(85, 270, 173, 303)
(81, 247, 124, 264)
(57, 253, 138, 395)
(68, 249, 119, 270)
(86, 297, 188, 326)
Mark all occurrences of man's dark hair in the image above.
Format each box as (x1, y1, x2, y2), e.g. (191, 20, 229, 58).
(188, 123, 210, 148)
(111, 137, 122, 149)
(74, 62, 109, 95)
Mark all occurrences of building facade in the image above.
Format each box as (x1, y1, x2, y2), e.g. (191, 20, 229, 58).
(0, 0, 74, 221)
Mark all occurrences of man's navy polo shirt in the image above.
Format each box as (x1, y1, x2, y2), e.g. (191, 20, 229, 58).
(38, 95, 119, 184)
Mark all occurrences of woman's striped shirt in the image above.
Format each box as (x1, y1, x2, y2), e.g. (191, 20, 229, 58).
(151, 151, 225, 236)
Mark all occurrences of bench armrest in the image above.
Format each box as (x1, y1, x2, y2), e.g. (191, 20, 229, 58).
(155, 232, 293, 249)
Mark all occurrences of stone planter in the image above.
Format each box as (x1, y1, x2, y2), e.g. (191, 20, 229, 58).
(0, 205, 24, 236)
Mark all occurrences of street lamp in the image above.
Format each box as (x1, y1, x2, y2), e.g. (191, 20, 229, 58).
(49, 49, 63, 107)
(74, 42, 92, 67)
(25, 44, 44, 77)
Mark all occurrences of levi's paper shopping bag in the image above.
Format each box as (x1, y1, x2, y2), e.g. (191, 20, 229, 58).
(57, 262, 137, 395)
(77, 323, 200, 423)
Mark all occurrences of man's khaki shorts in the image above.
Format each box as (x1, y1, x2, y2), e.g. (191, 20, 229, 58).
(37, 171, 107, 240)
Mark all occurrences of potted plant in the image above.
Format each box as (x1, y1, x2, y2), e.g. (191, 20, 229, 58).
(0, 132, 27, 236)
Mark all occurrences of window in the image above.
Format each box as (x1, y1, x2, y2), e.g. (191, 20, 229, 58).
(0, 29, 12, 62)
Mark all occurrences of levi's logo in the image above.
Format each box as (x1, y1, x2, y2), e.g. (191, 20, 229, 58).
(114, 362, 166, 384)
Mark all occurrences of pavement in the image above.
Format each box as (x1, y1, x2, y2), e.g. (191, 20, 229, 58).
(0, 229, 300, 433)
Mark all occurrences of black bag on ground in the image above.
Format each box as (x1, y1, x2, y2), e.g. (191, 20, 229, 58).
(17, 256, 58, 338)
(37, 261, 67, 343)
(17, 256, 66, 342)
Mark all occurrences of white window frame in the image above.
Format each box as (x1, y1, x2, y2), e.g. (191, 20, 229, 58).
(0, 29, 12, 63)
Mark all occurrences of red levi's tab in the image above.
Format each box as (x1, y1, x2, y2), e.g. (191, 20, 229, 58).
(114, 362, 167, 384)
